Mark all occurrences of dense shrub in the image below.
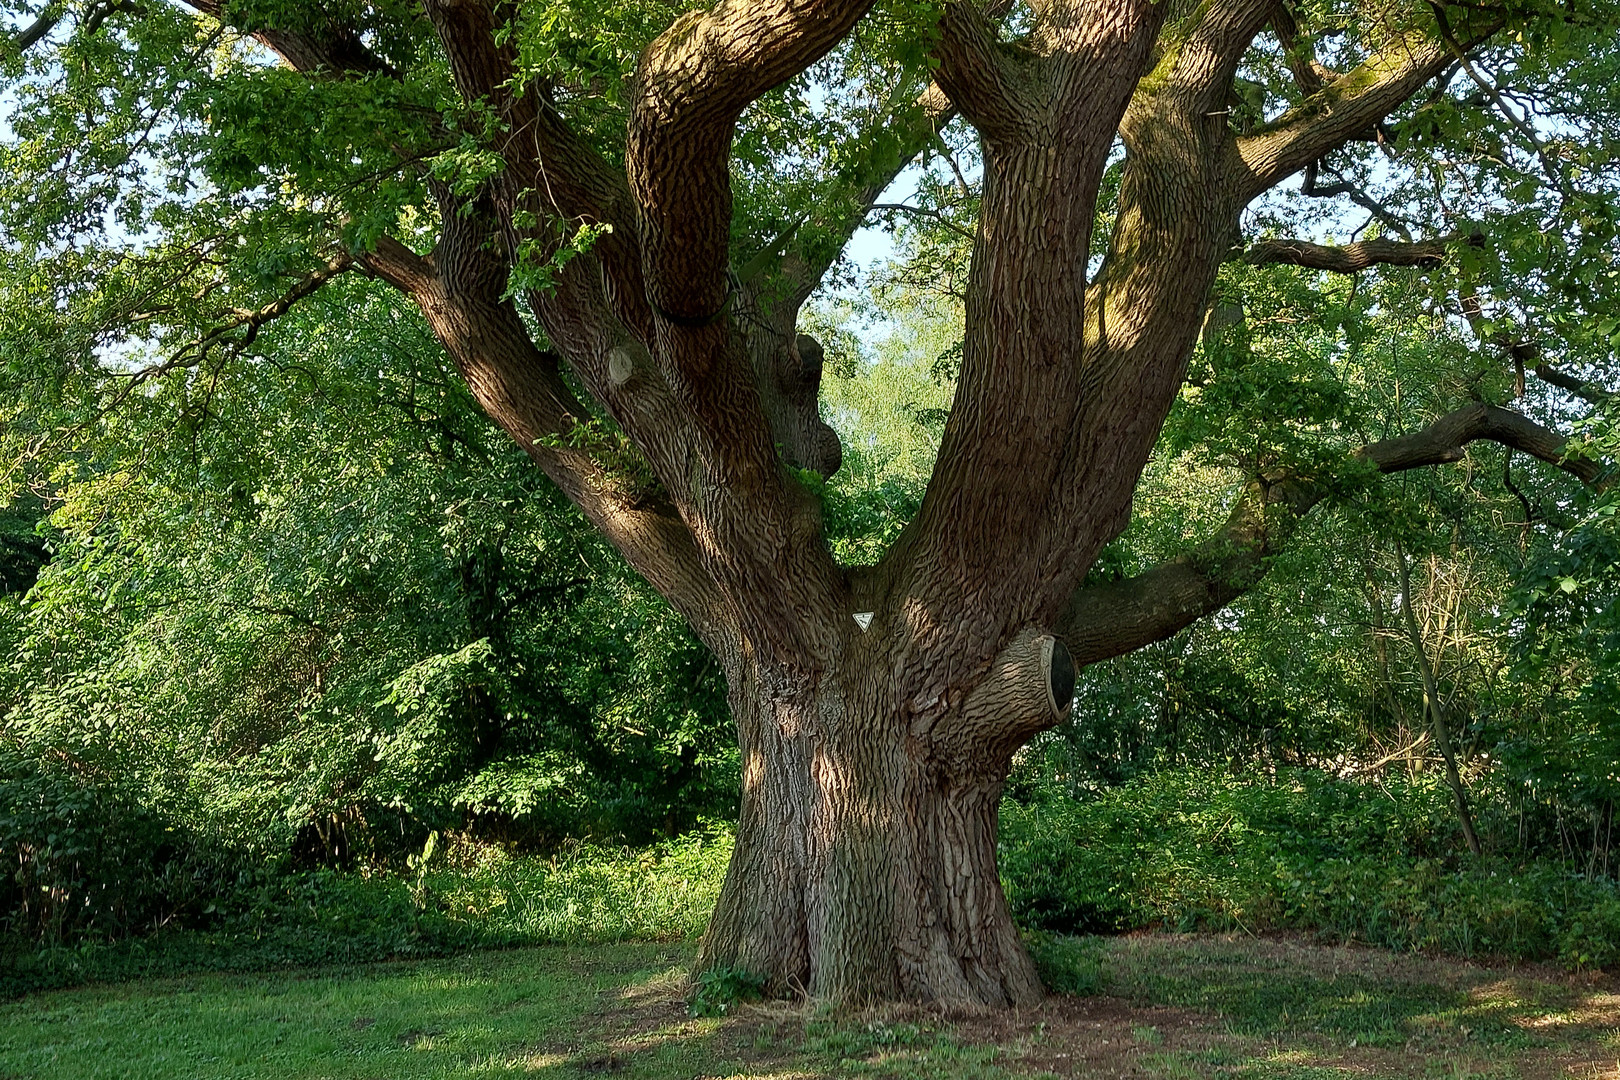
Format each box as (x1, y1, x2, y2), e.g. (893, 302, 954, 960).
(1000, 767, 1620, 969)
(0, 279, 738, 917)
(2, 824, 732, 996)
(10, 765, 1620, 997)
(0, 745, 217, 943)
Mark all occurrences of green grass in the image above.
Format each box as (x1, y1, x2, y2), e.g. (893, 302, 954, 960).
(1033, 932, 1620, 1073)
(0, 945, 697, 1080)
(5, 935, 1616, 1080)
(0, 943, 1019, 1080)
(1032, 933, 1532, 1050)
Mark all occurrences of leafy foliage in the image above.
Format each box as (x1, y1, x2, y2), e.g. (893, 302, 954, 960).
(3, 825, 731, 996)
(1003, 768, 1620, 969)
(1, 274, 735, 945)
(688, 965, 768, 1016)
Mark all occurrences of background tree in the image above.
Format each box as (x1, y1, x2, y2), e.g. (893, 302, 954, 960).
(0, 273, 736, 942)
(1, 0, 1617, 1006)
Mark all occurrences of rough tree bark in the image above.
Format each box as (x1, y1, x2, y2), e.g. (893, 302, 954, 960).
(181, 0, 1596, 1006)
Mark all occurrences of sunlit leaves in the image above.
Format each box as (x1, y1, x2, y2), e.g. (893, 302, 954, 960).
(1, 273, 734, 855)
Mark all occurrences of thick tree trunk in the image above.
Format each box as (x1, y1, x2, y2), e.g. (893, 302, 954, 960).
(698, 628, 1072, 1007)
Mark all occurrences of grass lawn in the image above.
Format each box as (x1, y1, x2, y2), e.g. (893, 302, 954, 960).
(2, 935, 1617, 1079)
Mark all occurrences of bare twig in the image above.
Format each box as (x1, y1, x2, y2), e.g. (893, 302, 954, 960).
(869, 202, 976, 241)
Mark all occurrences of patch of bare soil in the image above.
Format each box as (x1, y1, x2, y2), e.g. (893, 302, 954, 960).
(954, 994, 1253, 1077)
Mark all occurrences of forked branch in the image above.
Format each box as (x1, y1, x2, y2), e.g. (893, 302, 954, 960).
(110, 253, 354, 394)
(182, 0, 399, 77)
(1271, 4, 1337, 99)
(360, 205, 729, 642)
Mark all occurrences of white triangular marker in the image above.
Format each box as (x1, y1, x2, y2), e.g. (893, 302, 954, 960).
(853, 612, 874, 631)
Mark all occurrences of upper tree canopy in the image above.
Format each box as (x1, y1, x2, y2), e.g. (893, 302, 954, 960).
(2, 0, 1614, 664)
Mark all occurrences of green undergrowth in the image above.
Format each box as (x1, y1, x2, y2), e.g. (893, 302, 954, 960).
(1001, 768, 1620, 970)
(0, 829, 729, 998)
(9, 767, 1620, 999)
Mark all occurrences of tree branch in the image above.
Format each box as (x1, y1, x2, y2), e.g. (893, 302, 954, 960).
(9, 2, 64, 54)
(181, 1, 399, 78)
(1151, 0, 1284, 114)
(220, 252, 354, 349)
(63, 251, 358, 462)
(1237, 14, 1501, 197)
(81, 1, 143, 38)
(1533, 363, 1615, 406)
(936, 0, 1279, 660)
(1059, 473, 1314, 667)
(1060, 403, 1608, 666)
(1271, 4, 1336, 100)
(113, 253, 354, 389)
(1302, 178, 1416, 240)
(357, 235, 436, 296)
(745, 82, 957, 311)
(1240, 234, 1456, 273)
(868, 202, 977, 241)
(5, 0, 145, 56)
(1360, 402, 1604, 486)
(932, 0, 1037, 144)
(881, 0, 1171, 650)
(366, 198, 732, 645)
(1393, 535, 1482, 855)
(183, 0, 743, 652)
(731, 84, 957, 478)
(1430, 2, 1570, 201)
(627, 0, 876, 325)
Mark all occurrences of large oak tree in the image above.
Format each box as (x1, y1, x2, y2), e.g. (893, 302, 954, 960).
(2, 0, 1616, 1005)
